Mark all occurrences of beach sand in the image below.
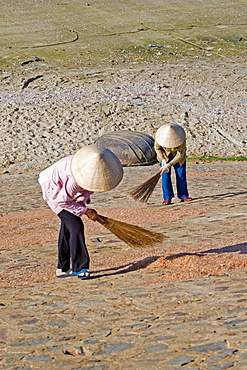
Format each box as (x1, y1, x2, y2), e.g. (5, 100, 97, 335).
(1, 161, 247, 289)
(1, 2, 247, 368)
(0, 0, 247, 286)
(0, 0, 246, 174)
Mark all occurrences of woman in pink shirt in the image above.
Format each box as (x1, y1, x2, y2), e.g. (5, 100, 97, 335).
(38, 145, 123, 279)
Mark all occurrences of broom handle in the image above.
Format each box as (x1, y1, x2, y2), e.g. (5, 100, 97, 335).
(95, 214, 106, 224)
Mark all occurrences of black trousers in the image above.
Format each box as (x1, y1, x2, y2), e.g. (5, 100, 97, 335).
(57, 210, 90, 272)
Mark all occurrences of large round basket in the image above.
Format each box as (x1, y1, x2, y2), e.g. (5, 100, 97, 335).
(95, 131, 156, 166)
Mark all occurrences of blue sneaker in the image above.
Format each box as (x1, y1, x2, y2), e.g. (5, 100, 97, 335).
(71, 269, 90, 278)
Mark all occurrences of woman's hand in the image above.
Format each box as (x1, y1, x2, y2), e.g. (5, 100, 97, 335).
(85, 208, 105, 223)
(161, 161, 171, 174)
(85, 208, 99, 221)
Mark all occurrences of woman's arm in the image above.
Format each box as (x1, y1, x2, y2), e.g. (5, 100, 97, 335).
(154, 141, 169, 163)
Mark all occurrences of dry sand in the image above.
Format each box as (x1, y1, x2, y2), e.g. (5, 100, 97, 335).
(0, 0, 247, 288)
(1, 161, 247, 288)
(0, 0, 246, 173)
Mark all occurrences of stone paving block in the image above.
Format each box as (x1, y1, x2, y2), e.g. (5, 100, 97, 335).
(203, 349, 238, 364)
(206, 362, 235, 370)
(186, 340, 227, 353)
(10, 337, 50, 347)
(222, 319, 247, 327)
(22, 354, 54, 362)
(237, 352, 247, 360)
(143, 343, 169, 353)
(99, 342, 134, 355)
(237, 362, 247, 368)
(163, 354, 196, 366)
(46, 319, 69, 328)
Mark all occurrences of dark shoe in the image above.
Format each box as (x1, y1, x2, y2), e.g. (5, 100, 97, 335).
(181, 197, 192, 202)
(162, 200, 171, 205)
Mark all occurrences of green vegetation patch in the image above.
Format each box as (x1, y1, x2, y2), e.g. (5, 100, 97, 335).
(187, 156, 247, 163)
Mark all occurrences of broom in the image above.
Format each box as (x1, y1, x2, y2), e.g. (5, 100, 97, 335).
(96, 214, 166, 248)
(129, 168, 162, 203)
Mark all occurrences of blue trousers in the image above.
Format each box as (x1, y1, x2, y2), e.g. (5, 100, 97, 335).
(161, 156, 189, 201)
(57, 210, 90, 272)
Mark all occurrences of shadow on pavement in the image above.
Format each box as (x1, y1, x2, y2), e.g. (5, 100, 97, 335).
(89, 255, 161, 279)
(166, 243, 247, 260)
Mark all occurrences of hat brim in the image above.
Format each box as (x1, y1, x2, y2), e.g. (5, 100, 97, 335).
(71, 145, 123, 192)
(155, 124, 185, 147)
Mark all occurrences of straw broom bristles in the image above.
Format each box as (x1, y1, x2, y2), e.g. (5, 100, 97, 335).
(96, 214, 166, 248)
(129, 169, 161, 203)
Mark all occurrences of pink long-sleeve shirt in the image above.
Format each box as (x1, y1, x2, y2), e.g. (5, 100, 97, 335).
(38, 155, 93, 217)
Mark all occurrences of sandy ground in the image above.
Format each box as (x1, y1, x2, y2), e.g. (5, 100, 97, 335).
(1, 161, 247, 288)
(1, 5, 247, 369)
(0, 0, 246, 287)
(0, 0, 247, 173)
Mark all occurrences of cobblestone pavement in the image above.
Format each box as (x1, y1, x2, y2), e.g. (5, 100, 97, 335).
(1, 161, 247, 369)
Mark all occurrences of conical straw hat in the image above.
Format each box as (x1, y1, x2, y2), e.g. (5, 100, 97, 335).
(71, 144, 123, 192)
(155, 124, 186, 147)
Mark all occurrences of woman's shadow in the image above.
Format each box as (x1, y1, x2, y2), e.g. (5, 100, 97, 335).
(87, 242, 247, 280)
(89, 255, 160, 279)
(165, 242, 247, 261)
(192, 190, 247, 201)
